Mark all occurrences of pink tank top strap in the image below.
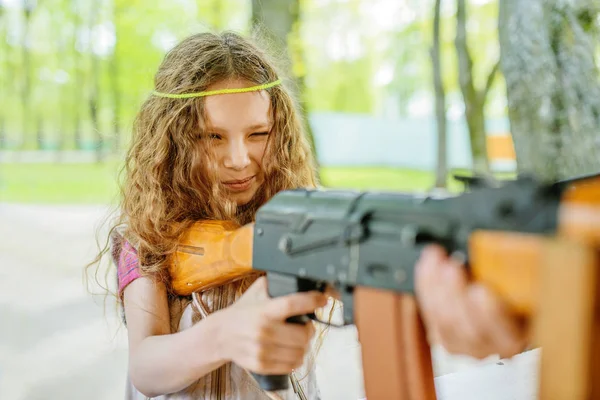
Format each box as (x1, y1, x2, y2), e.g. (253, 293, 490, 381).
(110, 229, 142, 296)
(117, 239, 142, 295)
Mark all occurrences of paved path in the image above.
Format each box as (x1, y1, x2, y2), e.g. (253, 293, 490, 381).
(0, 203, 539, 399)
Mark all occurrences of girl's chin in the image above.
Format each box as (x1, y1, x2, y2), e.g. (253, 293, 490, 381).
(231, 191, 258, 207)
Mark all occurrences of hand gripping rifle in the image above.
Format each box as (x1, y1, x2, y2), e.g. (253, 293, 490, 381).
(169, 173, 600, 400)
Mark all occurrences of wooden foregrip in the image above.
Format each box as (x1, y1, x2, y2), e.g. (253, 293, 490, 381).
(468, 231, 543, 317)
(355, 288, 436, 400)
(169, 220, 255, 295)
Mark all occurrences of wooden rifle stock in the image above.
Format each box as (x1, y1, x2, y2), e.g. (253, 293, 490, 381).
(170, 220, 254, 295)
(168, 175, 600, 400)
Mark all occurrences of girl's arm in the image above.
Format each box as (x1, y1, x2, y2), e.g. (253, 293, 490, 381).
(123, 277, 226, 397)
(123, 276, 327, 397)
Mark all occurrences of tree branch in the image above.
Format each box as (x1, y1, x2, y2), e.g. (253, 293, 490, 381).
(455, 0, 477, 105)
(432, 0, 447, 188)
(480, 59, 500, 104)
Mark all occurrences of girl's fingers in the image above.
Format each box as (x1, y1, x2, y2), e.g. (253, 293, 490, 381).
(416, 246, 516, 359)
(415, 245, 450, 341)
(248, 360, 302, 375)
(433, 257, 484, 355)
(263, 291, 328, 321)
(467, 284, 527, 359)
(244, 343, 307, 374)
(257, 322, 315, 350)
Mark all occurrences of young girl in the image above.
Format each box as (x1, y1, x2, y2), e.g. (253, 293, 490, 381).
(106, 31, 328, 399)
(97, 30, 527, 400)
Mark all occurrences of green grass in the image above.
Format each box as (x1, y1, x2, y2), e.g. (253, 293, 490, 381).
(0, 162, 504, 204)
(0, 162, 123, 204)
(320, 166, 465, 192)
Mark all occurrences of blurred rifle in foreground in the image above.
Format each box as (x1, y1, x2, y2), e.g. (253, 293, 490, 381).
(170, 172, 600, 400)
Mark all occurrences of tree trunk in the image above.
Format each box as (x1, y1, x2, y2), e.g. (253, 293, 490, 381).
(20, 0, 34, 149)
(56, 17, 68, 157)
(431, 0, 447, 188)
(0, 4, 6, 149)
(72, 0, 83, 150)
(251, 0, 321, 181)
(455, 0, 498, 175)
(89, 0, 103, 162)
(36, 116, 44, 148)
(499, 0, 600, 181)
(110, 0, 121, 153)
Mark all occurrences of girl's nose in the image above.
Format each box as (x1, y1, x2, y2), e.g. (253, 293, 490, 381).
(223, 140, 251, 170)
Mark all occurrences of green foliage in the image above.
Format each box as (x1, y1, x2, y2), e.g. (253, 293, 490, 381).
(0, 0, 505, 150)
(0, 0, 253, 151)
(384, 0, 504, 117)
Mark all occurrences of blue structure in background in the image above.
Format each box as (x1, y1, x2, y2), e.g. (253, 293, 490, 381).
(309, 112, 512, 171)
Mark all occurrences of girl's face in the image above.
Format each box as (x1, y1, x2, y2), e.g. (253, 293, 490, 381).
(203, 79, 272, 206)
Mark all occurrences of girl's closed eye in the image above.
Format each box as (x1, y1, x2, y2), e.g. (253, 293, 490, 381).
(250, 131, 269, 138)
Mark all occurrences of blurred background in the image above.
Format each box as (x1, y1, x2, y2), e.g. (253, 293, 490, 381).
(1, 0, 599, 399)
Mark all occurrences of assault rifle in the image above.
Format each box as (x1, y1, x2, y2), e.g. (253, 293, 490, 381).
(170, 173, 600, 400)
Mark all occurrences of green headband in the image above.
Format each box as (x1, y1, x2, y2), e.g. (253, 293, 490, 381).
(152, 79, 282, 99)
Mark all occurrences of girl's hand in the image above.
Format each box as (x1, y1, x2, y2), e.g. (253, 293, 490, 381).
(414, 245, 528, 359)
(216, 276, 328, 375)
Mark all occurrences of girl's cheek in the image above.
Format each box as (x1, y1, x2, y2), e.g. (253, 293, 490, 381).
(251, 142, 268, 163)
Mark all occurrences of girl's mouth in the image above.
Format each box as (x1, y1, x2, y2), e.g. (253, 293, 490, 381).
(223, 176, 255, 192)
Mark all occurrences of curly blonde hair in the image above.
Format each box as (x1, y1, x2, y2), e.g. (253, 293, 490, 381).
(104, 31, 318, 285)
(85, 32, 332, 384)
